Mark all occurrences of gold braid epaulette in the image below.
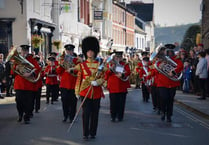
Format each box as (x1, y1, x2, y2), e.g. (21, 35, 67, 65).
(75, 61, 101, 95)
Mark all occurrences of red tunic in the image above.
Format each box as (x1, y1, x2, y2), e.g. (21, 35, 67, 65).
(156, 56, 183, 88)
(12, 55, 41, 91)
(56, 57, 80, 90)
(44, 65, 58, 85)
(75, 59, 105, 99)
(137, 64, 152, 86)
(105, 61, 131, 93)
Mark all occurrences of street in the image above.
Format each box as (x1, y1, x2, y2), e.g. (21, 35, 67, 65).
(0, 88, 209, 145)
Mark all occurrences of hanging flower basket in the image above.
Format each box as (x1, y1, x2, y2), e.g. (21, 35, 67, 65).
(53, 40, 61, 50)
(31, 34, 43, 48)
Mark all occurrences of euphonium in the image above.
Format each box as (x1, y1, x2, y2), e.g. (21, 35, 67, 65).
(108, 54, 129, 81)
(150, 45, 182, 81)
(6, 47, 41, 83)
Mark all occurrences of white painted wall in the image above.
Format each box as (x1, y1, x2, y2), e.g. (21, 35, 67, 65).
(135, 32, 146, 50)
(0, 0, 27, 47)
(145, 21, 155, 52)
(0, 0, 54, 50)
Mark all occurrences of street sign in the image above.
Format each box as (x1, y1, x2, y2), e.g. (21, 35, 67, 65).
(94, 11, 103, 20)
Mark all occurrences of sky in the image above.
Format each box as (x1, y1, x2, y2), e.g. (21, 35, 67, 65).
(125, 0, 202, 26)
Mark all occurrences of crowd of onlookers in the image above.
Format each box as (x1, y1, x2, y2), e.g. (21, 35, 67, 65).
(178, 44, 209, 100)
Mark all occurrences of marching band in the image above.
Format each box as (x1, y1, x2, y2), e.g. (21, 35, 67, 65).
(2, 36, 184, 140)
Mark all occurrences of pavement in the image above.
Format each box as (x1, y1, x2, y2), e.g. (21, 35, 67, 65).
(175, 90, 209, 119)
(1, 87, 209, 120)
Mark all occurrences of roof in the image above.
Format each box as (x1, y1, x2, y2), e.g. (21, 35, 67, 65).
(127, 3, 154, 22)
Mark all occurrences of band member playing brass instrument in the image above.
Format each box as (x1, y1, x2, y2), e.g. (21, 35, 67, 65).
(157, 44, 183, 122)
(56, 44, 80, 123)
(10, 45, 41, 124)
(105, 51, 131, 122)
(137, 57, 151, 102)
(74, 36, 105, 140)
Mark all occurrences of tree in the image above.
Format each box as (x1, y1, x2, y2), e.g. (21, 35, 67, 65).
(181, 25, 201, 52)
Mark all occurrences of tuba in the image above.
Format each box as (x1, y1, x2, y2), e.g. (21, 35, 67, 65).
(150, 45, 182, 81)
(6, 47, 41, 83)
(59, 51, 77, 76)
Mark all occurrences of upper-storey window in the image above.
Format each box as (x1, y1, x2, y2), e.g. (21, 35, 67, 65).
(33, 0, 40, 14)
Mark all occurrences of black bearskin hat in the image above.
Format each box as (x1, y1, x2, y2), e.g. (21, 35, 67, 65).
(82, 36, 100, 59)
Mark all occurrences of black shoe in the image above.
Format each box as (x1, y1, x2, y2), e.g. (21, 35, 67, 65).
(62, 118, 67, 122)
(6, 94, 11, 97)
(51, 101, 54, 104)
(161, 115, 165, 121)
(90, 136, 96, 139)
(118, 118, 123, 122)
(69, 119, 73, 123)
(111, 118, 115, 122)
(30, 113, 33, 118)
(17, 116, 22, 122)
(0, 96, 4, 99)
(83, 136, 88, 140)
(167, 117, 172, 122)
(197, 97, 206, 100)
(35, 110, 39, 113)
(24, 120, 30, 124)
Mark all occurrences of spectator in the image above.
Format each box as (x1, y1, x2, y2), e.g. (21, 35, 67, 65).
(182, 59, 192, 93)
(0, 53, 5, 98)
(188, 49, 198, 93)
(205, 48, 209, 97)
(195, 51, 208, 100)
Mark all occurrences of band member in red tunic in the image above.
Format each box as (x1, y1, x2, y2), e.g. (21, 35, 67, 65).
(11, 45, 41, 124)
(33, 55, 44, 113)
(75, 36, 105, 140)
(157, 44, 183, 122)
(137, 57, 151, 102)
(44, 56, 59, 104)
(49, 52, 59, 101)
(56, 44, 80, 123)
(105, 51, 131, 122)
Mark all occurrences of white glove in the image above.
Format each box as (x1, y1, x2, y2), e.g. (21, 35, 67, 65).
(91, 81, 98, 86)
(76, 95, 80, 99)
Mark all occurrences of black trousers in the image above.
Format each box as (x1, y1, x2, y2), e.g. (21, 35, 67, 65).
(142, 83, 150, 102)
(198, 78, 207, 98)
(46, 84, 58, 103)
(6, 76, 12, 95)
(151, 86, 157, 109)
(34, 87, 42, 111)
(54, 84, 59, 100)
(158, 87, 176, 117)
(15, 90, 35, 121)
(109, 92, 127, 120)
(81, 97, 101, 137)
(60, 88, 77, 121)
(156, 87, 162, 111)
